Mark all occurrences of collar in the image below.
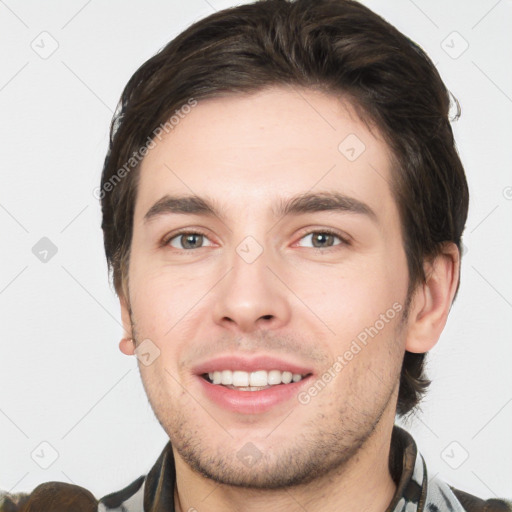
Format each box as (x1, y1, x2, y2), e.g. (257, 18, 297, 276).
(385, 426, 465, 512)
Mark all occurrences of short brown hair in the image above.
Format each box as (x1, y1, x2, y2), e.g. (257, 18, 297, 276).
(100, 0, 469, 416)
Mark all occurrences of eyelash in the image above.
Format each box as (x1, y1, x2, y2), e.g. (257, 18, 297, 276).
(296, 228, 351, 249)
(161, 228, 351, 251)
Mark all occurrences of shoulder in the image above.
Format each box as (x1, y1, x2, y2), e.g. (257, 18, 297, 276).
(425, 468, 511, 512)
(0, 477, 147, 512)
(450, 487, 512, 512)
(0, 482, 98, 511)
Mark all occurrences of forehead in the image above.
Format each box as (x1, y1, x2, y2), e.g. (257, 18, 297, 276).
(135, 86, 395, 222)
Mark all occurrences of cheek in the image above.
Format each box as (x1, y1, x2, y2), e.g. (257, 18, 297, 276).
(129, 260, 197, 330)
(291, 252, 406, 334)
(128, 261, 218, 375)
(303, 257, 408, 376)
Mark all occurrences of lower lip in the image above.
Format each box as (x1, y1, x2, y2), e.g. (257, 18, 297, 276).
(195, 375, 313, 414)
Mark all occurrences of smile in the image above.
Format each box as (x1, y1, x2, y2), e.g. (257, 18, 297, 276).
(203, 369, 310, 391)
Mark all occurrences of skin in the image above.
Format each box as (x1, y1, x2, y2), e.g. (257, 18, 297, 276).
(118, 86, 459, 512)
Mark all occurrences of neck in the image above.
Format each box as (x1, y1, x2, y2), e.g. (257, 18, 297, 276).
(173, 418, 397, 512)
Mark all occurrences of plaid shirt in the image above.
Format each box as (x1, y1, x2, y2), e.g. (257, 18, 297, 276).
(97, 425, 511, 512)
(3, 426, 509, 511)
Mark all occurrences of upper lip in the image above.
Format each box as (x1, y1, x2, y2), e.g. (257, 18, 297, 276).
(192, 354, 314, 376)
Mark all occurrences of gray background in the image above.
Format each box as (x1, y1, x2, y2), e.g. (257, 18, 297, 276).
(0, 0, 511, 500)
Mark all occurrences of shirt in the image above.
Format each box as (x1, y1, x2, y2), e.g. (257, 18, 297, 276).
(97, 425, 512, 512)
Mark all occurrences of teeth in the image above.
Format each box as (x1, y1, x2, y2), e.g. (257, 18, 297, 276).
(249, 370, 267, 387)
(221, 370, 233, 385)
(267, 370, 282, 385)
(233, 370, 249, 387)
(281, 371, 293, 384)
(206, 370, 306, 388)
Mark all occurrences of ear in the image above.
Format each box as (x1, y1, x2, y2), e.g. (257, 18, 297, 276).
(405, 242, 460, 353)
(119, 292, 135, 356)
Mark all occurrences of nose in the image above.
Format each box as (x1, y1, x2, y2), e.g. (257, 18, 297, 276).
(211, 242, 292, 333)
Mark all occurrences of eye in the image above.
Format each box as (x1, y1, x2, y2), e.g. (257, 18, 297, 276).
(163, 229, 349, 251)
(296, 230, 348, 249)
(166, 231, 214, 250)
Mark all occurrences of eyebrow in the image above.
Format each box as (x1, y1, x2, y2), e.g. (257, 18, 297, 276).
(143, 191, 377, 223)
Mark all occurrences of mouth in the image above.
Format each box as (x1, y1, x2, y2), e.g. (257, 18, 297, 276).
(200, 369, 311, 391)
(192, 355, 315, 414)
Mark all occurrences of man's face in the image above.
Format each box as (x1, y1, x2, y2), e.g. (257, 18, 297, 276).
(123, 86, 410, 488)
